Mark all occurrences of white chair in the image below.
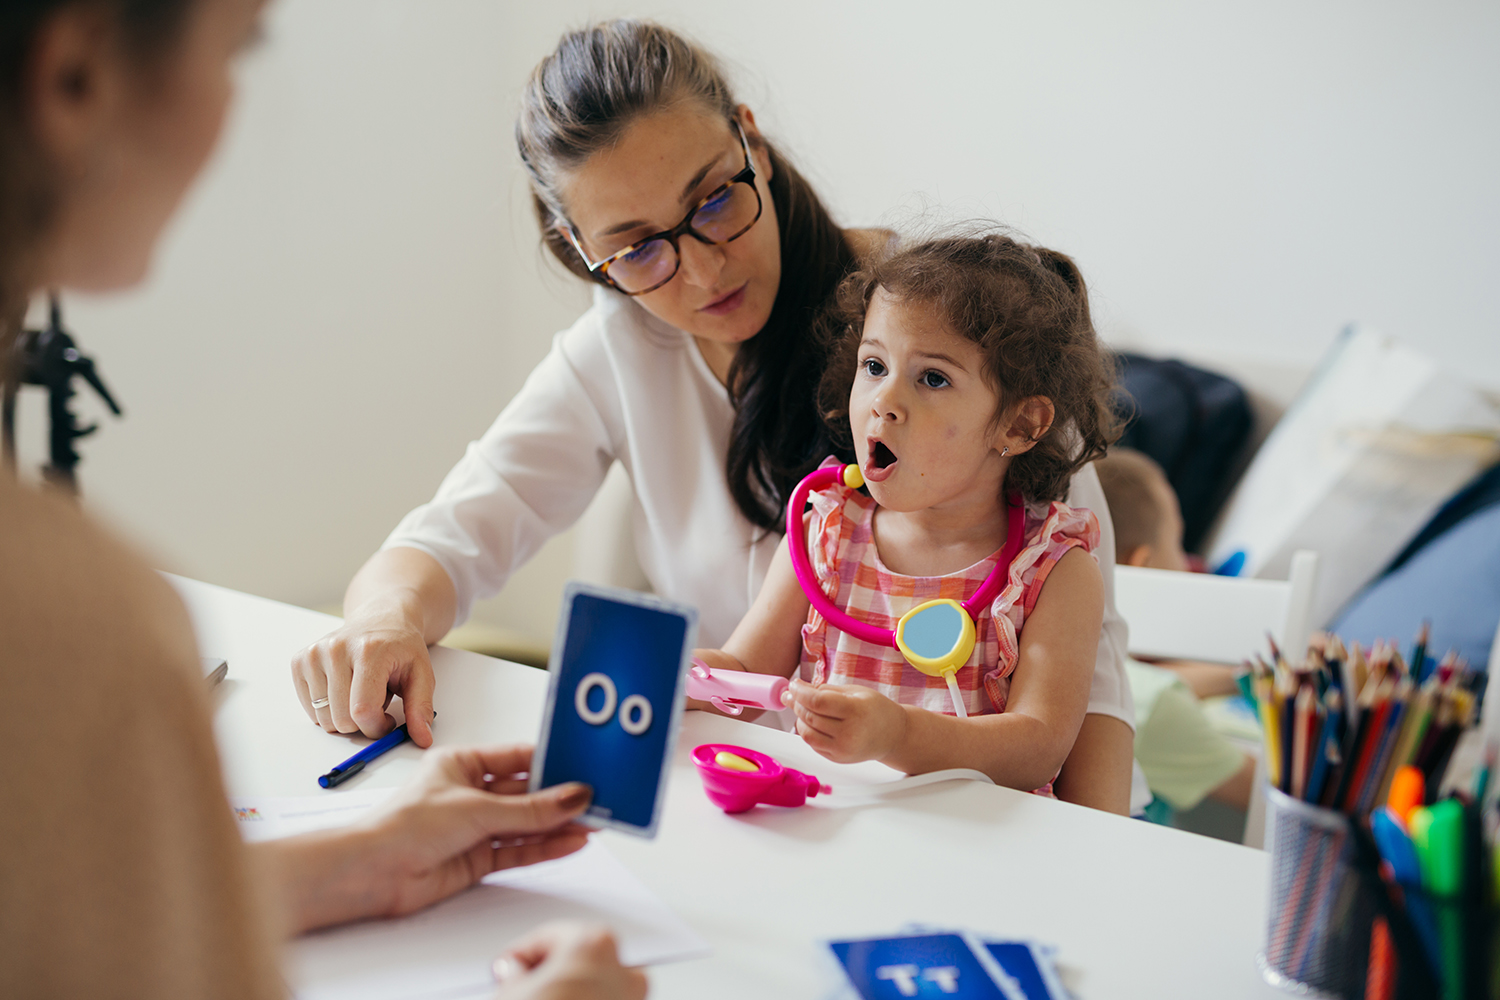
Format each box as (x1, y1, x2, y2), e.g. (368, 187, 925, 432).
(1114, 550, 1319, 847)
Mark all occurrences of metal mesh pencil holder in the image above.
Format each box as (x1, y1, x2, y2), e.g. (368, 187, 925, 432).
(1258, 786, 1379, 998)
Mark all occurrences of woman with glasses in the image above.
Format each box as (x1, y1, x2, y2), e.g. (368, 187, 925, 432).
(293, 19, 1139, 815)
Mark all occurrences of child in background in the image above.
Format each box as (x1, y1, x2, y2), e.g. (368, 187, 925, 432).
(1095, 448, 1254, 814)
(692, 233, 1115, 795)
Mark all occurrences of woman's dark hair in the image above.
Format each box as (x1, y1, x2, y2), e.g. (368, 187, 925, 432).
(516, 19, 855, 531)
(0, 0, 194, 336)
(818, 231, 1122, 503)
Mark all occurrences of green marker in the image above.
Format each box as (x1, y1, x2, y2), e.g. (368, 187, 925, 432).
(1412, 799, 1467, 1000)
(1421, 799, 1466, 897)
(1409, 806, 1436, 887)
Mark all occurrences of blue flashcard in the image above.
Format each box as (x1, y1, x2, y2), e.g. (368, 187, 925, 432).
(828, 933, 1016, 999)
(531, 582, 698, 838)
(979, 942, 1064, 1000)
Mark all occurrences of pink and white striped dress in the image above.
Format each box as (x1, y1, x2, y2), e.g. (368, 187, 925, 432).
(798, 475, 1100, 795)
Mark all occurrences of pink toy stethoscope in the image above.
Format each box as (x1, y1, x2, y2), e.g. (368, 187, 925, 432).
(682, 463, 1019, 812)
(786, 462, 1024, 718)
(683, 462, 1023, 718)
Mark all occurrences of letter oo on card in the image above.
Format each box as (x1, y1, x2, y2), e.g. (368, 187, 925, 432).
(574, 672, 653, 735)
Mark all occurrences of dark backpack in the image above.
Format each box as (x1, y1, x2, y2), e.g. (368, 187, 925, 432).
(1113, 353, 1254, 553)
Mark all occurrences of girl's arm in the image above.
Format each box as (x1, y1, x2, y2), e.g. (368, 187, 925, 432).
(690, 535, 811, 709)
(787, 547, 1103, 791)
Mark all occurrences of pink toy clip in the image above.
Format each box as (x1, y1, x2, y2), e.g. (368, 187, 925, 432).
(686, 660, 789, 716)
(691, 743, 830, 813)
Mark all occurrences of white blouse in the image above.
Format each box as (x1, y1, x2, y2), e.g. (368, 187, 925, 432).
(384, 286, 1135, 727)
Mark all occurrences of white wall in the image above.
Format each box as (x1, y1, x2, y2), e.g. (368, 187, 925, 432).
(20, 0, 1498, 644)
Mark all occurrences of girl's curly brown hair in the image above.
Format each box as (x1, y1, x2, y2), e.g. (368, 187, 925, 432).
(817, 230, 1121, 504)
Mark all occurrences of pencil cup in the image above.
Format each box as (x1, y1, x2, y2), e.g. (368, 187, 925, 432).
(1258, 786, 1378, 999)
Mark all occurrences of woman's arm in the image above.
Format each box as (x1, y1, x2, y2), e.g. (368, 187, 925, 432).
(1049, 714, 1134, 815)
(291, 546, 455, 747)
(688, 536, 811, 715)
(293, 331, 619, 744)
(786, 547, 1103, 791)
(250, 744, 591, 935)
(1054, 463, 1136, 813)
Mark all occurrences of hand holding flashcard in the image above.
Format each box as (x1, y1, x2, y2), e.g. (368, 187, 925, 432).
(531, 582, 698, 838)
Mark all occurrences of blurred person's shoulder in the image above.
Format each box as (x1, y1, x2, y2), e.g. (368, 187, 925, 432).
(0, 473, 199, 710)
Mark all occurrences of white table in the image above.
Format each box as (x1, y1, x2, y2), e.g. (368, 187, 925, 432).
(178, 576, 1283, 1000)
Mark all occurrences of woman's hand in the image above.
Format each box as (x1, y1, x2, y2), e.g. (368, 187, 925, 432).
(292, 547, 458, 747)
(493, 923, 649, 1000)
(784, 679, 908, 764)
(292, 610, 436, 744)
(256, 744, 593, 935)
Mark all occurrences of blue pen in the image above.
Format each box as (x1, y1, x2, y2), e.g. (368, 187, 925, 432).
(318, 721, 424, 788)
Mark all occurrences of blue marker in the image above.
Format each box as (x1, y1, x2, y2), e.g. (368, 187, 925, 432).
(318, 719, 428, 788)
(1371, 808, 1441, 972)
(1371, 808, 1421, 885)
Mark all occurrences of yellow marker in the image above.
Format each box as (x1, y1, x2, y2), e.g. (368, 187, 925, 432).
(715, 751, 759, 773)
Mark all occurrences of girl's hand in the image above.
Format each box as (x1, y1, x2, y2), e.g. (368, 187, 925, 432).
(784, 679, 908, 764)
(493, 922, 649, 1000)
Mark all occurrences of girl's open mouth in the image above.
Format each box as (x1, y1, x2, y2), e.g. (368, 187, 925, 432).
(864, 439, 899, 482)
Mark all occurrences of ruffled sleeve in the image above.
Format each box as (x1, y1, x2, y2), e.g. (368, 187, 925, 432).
(982, 500, 1102, 700)
(1016, 501, 1100, 617)
(805, 459, 851, 601)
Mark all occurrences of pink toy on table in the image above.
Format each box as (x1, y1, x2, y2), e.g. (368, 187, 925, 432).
(691, 743, 830, 813)
(686, 659, 789, 716)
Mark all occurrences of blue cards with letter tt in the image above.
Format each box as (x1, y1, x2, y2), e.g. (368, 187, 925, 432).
(828, 931, 1065, 1000)
(531, 581, 698, 838)
(829, 933, 1017, 999)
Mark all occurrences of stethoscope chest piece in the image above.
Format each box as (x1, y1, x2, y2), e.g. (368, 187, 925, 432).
(894, 598, 977, 678)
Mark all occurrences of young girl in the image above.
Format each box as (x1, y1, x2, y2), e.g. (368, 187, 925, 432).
(692, 232, 1121, 794)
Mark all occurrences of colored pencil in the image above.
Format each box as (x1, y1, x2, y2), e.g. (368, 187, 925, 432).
(1291, 684, 1315, 801)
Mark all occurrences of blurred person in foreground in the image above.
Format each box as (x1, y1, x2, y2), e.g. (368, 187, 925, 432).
(0, 2, 644, 997)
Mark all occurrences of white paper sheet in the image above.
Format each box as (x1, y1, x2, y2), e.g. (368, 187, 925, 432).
(233, 789, 395, 841)
(229, 793, 709, 1000)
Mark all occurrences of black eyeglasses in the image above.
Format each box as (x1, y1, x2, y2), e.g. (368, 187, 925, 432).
(565, 122, 764, 296)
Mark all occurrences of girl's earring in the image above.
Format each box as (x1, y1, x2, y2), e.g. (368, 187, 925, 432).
(1001, 447, 1010, 457)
